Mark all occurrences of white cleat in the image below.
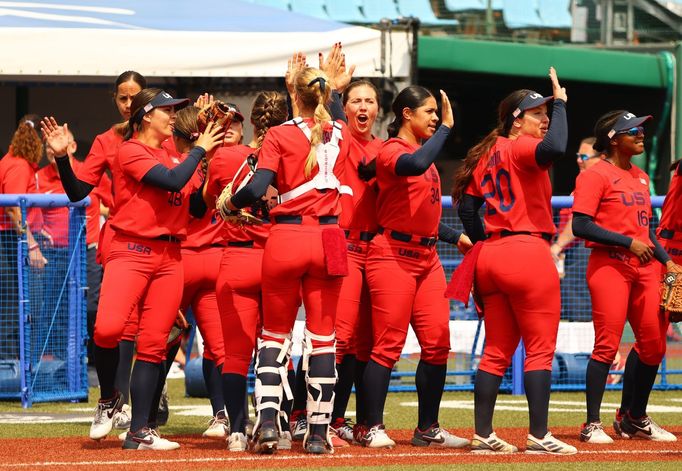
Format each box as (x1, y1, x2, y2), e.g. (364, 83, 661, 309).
(580, 422, 614, 444)
(89, 392, 124, 440)
(122, 428, 180, 450)
(620, 414, 677, 442)
(526, 431, 577, 455)
(361, 424, 395, 449)
(470, 432, 518, 454)
(113, 403, 131, 430)
(202, 414, 229, 438)
(411, 425, 469, 448)
(278, 431, 293, 450)
(228, 432, 248, 452)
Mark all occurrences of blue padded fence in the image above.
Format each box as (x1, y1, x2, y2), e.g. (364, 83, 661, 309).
(0, 194, 89, 407)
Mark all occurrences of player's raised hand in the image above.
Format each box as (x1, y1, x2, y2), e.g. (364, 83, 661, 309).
(40, 117, 70, 157)
(629, 238, 653, 263)
(286, 51, 307, 95)
(194, 93, 215, 109)
(549, 66, 567, 103)
(440, 89, 454, 129)
(319, 42, 355, 93)
(194, 120, 225, 154)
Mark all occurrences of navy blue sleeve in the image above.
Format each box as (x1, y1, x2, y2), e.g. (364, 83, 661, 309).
(438, 222, 462, 244)
(535, 99, 568, 167)
(230, 169, 276, 209)
(189, 180, 208, 219)
(651, 227, 671, 264)
(55, 156, 95, 201)
(457, 194, 486, 243)
(329, 91, 347, 123)
(141, 146, 205, 192)
(572, 212, 632, 248)
(395, 125, 451, 177)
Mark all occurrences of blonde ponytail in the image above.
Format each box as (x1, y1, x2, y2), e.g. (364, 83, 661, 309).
(294, 68, 332, 177)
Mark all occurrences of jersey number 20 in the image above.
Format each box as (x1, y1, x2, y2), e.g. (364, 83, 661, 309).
(481, 169, 515, 215)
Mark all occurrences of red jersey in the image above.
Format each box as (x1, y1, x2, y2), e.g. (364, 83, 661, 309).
(658, 163, 682, 233)
(77, 127, 121, 217)
(0, 152, 43, 232)
(465, 135, 554, 236)
(339, 136, 382, 233)
(111, 139, 190, 239)
(258, 119, 350, 218)
(183, 165, 225, 249)
(375, 138, 442, 237)
(38, 160, 105, 246)
(205, 145, 269, 248)
(573, 160, 652, 249)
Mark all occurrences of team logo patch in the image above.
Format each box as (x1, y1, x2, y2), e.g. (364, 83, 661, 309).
(666, 273, 677, 284)
(640, 178, 647, 185)
(171, 157, 180, 164)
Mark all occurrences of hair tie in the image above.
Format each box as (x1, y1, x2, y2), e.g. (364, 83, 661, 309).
(307, 77, 326, 93)
(24, 120, 35, 129)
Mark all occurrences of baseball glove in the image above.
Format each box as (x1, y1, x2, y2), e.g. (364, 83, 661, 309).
(167, 310, 190, 345)
(661, 272, 682, 322)
(216, 181, 263, 226)
(197, 101, 235, 133)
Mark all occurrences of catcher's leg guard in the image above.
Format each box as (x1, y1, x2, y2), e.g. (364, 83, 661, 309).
(252, 329, 293, 454)
(302, 329, 337, 453)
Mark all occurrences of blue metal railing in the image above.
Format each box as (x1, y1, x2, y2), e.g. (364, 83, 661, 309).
(0, 195, 89, 407)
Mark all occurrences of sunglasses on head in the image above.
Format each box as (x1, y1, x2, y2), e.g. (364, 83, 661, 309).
(616, 126, 645, 137)
(576, 153, 599, 161)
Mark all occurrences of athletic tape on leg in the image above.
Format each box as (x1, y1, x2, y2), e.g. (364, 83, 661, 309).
(303, 329, 337, 426)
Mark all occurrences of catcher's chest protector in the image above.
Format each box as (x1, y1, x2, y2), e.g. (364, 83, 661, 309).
(277, 117, 352, 204)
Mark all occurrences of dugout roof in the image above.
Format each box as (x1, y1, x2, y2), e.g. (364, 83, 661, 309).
(0, 0, 409, 79)
(419, 36, 668, 88)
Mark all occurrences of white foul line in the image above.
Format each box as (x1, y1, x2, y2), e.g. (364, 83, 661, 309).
(1, 449, 682, 468)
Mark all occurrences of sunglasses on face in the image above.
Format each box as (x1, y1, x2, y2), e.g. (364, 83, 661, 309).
(576, 153, 599, 161)
(616, 126, 645, 137)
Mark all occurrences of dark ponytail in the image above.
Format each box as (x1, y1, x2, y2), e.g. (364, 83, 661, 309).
(593, 110, 627, 154)
(387, 85, 434, 139)
(123, 88, 163, 140)
(452, 89, 533, 203)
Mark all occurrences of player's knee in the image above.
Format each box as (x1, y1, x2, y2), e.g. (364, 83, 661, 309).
(222, 355, 251, 376)
(524, 349, 554, 372)
(591, 345, 619, 365)
(370, 351, 398, 369)
(93, 323, 121, 349)
(420, 345, 450, 365)
(638, 343, 666, 366)
(479, 351, 512, 376)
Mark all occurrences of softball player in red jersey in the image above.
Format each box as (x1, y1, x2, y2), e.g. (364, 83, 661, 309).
(204, 91, 289, 452)
(453, 68, 576, 455)
(160, 105, 227, 439)
(45, 72, 147, 430)
(223, 68, 350, 455)
(329, 80, 382, 444)
(43, 88, 223, 450)
(659, 159, 682, 272)
(572, 111, 682, 444)
(361, 85, 470, 450)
